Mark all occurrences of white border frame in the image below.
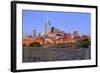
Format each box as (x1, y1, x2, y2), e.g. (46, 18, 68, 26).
(15, 2, 97, 70)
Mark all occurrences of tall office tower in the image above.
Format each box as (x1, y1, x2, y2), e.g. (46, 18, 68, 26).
(73, 31, 78, 34)
(73, 31, 80, 38)
(45, 16, 51, 35)
(55, 28, 60, 34)
(32, 29, 36, 38)
(51, 27, 55, 33)
(38, 33, 41, 37)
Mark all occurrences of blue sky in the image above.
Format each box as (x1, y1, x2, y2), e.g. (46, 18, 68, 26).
(22, 10, 91, 36)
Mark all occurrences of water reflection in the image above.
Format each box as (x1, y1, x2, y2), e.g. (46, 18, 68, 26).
(23, 47, 91, 63)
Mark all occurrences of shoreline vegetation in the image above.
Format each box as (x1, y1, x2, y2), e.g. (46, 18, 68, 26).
(23, 38, 91, 49)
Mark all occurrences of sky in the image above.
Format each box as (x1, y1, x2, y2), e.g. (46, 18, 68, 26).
(22, 10, 91, 36)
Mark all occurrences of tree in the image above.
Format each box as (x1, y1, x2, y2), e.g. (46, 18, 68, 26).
(79, 39, 90, 48)
(29, 42, 41, 47)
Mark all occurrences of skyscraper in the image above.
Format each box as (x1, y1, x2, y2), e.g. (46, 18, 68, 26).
(73, 31, 78, 34)
(73, 31, 80, 38)
(32, 29, 36, 38)
(38, 33, 41, 37)
(51, 27, 55, 33)
(45, 16, 51, 35)
(55, 28, 60, 34)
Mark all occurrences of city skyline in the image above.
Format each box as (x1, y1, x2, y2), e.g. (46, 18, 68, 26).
(22, 10, 91, 36)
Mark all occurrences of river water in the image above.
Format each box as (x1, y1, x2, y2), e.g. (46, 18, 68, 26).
(23, 47, 91, 62)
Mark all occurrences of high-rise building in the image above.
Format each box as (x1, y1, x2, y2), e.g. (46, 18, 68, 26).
(32, 29, 36, 38)
(51, 27, 55, 33)
(73, 31, 78, 34)
(45, 17, 51, 35)
(55, 28, 60, 34)
(73, 31, 80, 38)
(38, 33, 41, 37)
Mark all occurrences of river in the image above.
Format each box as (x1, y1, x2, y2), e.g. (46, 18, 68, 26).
(23, 47, 91, 62)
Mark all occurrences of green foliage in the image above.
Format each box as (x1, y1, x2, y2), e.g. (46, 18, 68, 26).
(29, 42, 41, 47)
(79, 39, 90, 47)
